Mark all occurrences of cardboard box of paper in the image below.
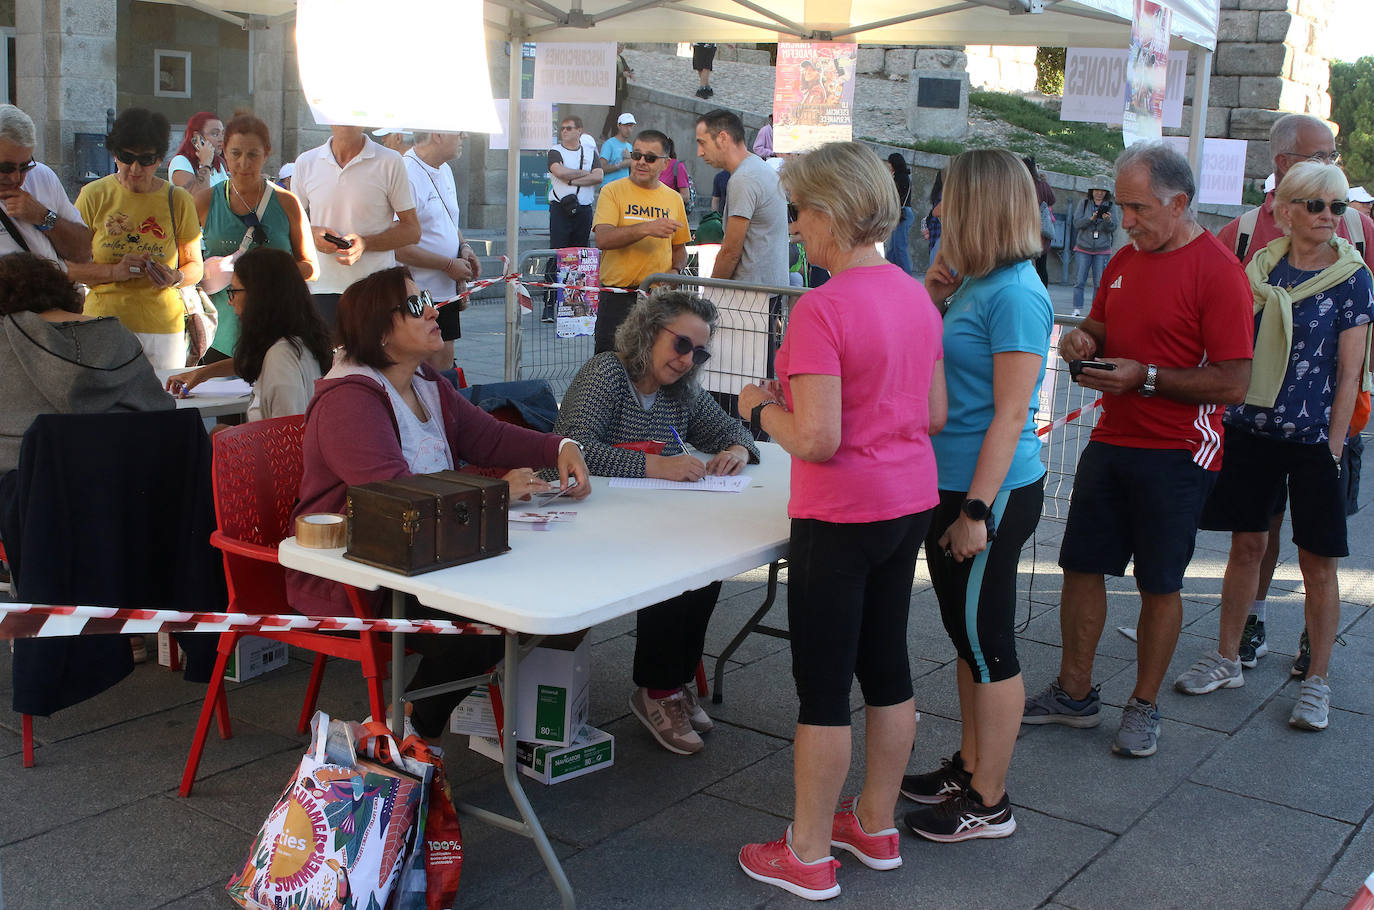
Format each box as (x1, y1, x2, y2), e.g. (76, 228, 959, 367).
(449, 636, 590, 747)
(468, 725, 614, 785)
(224, 636, 290, 682)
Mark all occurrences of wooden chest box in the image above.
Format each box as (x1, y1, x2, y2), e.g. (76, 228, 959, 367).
(344, 472, 511, 575)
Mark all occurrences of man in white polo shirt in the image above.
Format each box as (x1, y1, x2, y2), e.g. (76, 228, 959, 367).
(396, 130, 480, 372)
(292, 125, 420, 328)
(0, 104, 89, 265)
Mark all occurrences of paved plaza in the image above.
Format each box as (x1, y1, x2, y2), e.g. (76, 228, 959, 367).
(2, 284, 1372, 910)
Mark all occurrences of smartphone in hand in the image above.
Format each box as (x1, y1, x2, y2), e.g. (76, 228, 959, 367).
(1069, 360, 1117, 379)
(323, 231, 354, 250)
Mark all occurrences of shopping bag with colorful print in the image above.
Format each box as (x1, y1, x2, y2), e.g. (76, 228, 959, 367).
(226, 711, 423, 910)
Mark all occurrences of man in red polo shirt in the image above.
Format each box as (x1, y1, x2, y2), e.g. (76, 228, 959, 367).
(1022, 141, 1254, 758)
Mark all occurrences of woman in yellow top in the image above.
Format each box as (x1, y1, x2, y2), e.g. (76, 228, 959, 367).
(68, 108, 203, 370)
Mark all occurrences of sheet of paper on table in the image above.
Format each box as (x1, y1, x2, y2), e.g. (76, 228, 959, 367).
(509, 510, 578, 531)
(607, 475, 752, 493)
(196, 377, 253, 397)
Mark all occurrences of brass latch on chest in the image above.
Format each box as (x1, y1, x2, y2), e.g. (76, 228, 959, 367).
(401, 508, 421, 546)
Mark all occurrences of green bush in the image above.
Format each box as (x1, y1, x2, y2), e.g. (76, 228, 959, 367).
(1330, 57, 1374, 185)
(1036, 47, 1067, 96)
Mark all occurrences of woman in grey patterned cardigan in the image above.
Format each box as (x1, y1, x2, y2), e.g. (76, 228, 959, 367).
(556, 289, 759, 756)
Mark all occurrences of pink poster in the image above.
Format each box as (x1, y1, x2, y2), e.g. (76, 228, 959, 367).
(554, 247, 599, 339)
(772, 42, 858, 154)
(1122, 0, 1172, 145)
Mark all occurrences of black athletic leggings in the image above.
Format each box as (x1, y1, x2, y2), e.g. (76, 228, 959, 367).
(924, 479, 1043, 684)
(788, 511, 932, 726)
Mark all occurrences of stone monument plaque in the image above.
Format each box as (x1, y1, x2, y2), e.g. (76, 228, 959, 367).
(907, 69, 970, 140)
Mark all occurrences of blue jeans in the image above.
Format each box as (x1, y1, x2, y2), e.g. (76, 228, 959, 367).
(1073, 250, 1109, 311)
(886, 206, 914, 273)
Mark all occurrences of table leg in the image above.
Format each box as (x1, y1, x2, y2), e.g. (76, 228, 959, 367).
(391, 589, 406, 741)
(500, 630, 576, 909)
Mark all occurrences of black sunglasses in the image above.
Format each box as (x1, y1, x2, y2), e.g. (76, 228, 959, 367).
(663, 329, 710, 365)
(0, 159, 36, 175)
(250, 225, 268, 246)
(395, 290, 435, 318)
(1294, 198, 1349, 216)
(629, 150, 662, 164)
(115, 150, 161, 167)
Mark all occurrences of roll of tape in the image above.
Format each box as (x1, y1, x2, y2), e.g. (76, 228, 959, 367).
(296, 512, 347, 549)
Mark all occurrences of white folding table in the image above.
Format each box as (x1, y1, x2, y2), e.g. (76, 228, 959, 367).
(156, 369, 254, 419)
(277, 443, 792, 908)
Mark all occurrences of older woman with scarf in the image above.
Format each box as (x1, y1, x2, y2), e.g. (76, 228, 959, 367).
(1174, 162, 1372, 732)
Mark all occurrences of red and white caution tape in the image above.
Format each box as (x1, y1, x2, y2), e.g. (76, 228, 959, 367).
(0, 604, 503, 641)
(1036, 397, 1102, 438)
(435, 258, 642, 312)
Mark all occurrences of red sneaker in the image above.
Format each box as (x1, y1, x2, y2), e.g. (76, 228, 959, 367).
(830, 797, 902, 870)
(739, 831, 841, 901)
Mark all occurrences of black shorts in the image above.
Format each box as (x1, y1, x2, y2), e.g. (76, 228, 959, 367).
(1200, 426, 1348, 558)
(435, 298, 461, 341)
(1058, 442, 1216, 594)
(692, 44, 717, 71)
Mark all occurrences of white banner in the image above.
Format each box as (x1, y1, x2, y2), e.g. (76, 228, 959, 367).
(1062, 48, 1186, 128)
(533, 43, 617, 105)
(1163, 137, 1248, 206)
(491, 101, 555, 150)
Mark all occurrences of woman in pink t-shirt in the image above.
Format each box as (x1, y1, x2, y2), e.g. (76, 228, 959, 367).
(736, 142, 946, 901)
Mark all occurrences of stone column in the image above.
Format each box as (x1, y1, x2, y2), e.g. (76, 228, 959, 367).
(15, 0, 118, 193)
(249, 17, 287, 176)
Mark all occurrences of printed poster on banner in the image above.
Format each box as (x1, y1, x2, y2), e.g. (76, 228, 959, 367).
(555, 248, 598, 339)
(1122, 0, 1172, 146)
(492, 100, 555, 151)
(772, 42, 858, 154)
(1061, 48, 1186, 127)
(533, 43, 617, 105)
(1162, 136, 1248, 205)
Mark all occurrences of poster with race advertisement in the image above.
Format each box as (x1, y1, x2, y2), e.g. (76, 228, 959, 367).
(772, 42, 858, 154)
(1122, 0, 1172, 146)
(555, 247, 598, 339)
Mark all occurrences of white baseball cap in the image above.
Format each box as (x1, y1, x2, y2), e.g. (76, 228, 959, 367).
(1349, 185, 1374, 204)
(278, 162, 295, 180)
(371, 128, 412, 139)
(1263, 172, 1276, 194)
(617, 113, 637, 125)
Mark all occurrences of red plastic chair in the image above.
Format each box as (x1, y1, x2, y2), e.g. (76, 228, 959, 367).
(178, 415, 389, 797)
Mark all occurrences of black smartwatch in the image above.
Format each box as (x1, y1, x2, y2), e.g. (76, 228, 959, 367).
(962, 498, 998, 542)
(750, 400, 778, 437)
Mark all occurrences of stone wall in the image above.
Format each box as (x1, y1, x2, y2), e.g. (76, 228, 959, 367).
(1193, 0, 1336, 180)
(965, 45, 1040, 93)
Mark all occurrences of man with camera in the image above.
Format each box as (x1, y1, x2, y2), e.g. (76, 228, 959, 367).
(543, 116, 604, 322)
(1022, 142, 1253, 758)
(591, 128, 689, 353)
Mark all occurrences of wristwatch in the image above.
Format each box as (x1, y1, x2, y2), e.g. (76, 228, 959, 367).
(1140, 363, 1158, 398)
(37, 209, 57, 232)
(962, 498, 998, 542)
(750, 400, 778, 437)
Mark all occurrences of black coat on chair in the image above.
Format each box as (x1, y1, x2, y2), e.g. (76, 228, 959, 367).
(0, 410, 225, 716)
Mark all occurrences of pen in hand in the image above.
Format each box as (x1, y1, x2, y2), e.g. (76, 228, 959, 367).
(668, 425, 688, 455)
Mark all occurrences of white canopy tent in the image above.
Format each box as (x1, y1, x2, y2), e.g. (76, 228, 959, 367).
(157, 0, 1221, 377)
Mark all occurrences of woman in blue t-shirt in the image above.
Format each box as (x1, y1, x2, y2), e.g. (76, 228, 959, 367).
(902, 149, 1053, 844)
(1182, 162, 1373, 733)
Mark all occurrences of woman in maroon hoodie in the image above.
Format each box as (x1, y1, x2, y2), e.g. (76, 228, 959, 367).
(288, 266, 590, 741)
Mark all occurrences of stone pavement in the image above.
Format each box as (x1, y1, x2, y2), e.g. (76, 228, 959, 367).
(2, 283, 1372, 910)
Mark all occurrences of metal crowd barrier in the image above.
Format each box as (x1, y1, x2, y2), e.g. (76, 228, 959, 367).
(1037, 314, 1102, 525)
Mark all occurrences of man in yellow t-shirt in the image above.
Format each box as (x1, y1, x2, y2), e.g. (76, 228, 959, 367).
(592, 129, 689, 354)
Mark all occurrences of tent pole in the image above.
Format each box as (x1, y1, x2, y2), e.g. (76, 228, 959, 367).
(504, 16, 525, 382)
(1187, 47, 1212, 182)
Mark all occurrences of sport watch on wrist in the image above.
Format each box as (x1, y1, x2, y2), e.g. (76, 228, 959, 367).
(750, 400, 778, 437)
(37, 209, 58, 232)
(961, 498, 999, 542)
(1140, 363, 1158, 398)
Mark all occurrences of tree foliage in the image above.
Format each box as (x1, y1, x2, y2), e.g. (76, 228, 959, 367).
(1036, 47, 1067, 96)
(1330, 57, 1374, 185)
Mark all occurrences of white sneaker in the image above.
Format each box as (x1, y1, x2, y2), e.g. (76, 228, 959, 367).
(1173, 651, 1244, 696)
(1289, 675, 1330, 730)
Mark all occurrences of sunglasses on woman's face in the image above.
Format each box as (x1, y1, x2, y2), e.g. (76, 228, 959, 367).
(663, 329, 711, 365)
(0, 159, 36, 175)
(395, 289, 436, 318)
(629, 150, 662, 163)
(1294, 198, 1349, 216)
(115, 150, 161, 167)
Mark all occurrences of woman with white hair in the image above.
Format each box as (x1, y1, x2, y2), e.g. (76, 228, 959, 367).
(736, 141, 945, 901)
(1176, 161, 1373, 732)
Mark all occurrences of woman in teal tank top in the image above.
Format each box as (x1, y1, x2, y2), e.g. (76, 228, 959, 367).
(194, 114, 317, 361)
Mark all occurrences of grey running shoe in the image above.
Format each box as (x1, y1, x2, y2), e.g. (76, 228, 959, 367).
(629, 688, 703, 755)
(1239, 616, 1267, 668)
(1291, 629, 1311, 678)
(1174, 651, 1244, 696)
(1022, 679, 1102, 728)
(1289, 675, 1331, 730)
(1112, 697, 1160, 757)
(680, 685, 714, 734)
